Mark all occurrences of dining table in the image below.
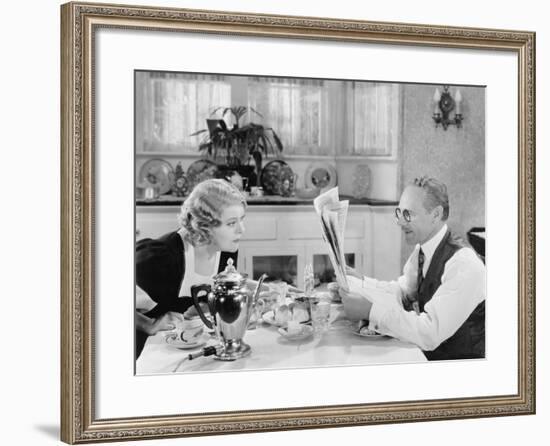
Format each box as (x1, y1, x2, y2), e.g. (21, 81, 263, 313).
(137, 304, 427, 375)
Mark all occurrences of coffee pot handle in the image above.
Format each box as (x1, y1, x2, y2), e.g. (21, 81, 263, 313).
(191, 284, 214, 330)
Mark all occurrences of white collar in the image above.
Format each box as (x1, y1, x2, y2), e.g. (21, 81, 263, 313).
(418, 224, 448, 275)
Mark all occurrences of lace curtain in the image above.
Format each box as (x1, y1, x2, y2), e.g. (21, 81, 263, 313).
(349, 82, 399, 156)
(247, 78, 398, 157)
(247, 77, 335, 156)
(136, 72, 399, 157)
(135, 72, 231, 152)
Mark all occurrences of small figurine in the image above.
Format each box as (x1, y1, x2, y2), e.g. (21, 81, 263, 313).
(172, 162, 189, 197)
(280, 178, 291, 197)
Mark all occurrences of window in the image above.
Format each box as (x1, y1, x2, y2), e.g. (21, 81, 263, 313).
(136, 72, 400, 158)
(349, 82, 400, 157)
(136, 72, 231, 153)
(247, 77, 333, 156)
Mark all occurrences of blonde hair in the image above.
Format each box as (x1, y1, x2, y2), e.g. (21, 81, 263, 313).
(177, 179, 246, 246)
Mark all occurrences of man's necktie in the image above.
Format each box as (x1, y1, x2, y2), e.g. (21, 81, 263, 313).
(417, 248, 425, 290)
(413, 248, 425, 314)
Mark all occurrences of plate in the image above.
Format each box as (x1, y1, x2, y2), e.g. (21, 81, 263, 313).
(164, 333, 210, 350)
(138, 158, 174, 195)
(186, 159, 219, 190)
(348, 326, 385, 338)
(305, 162, 337, 190)
(278, 325, 314, 341)
(261, 309, 310, 327)
(260, 160, 295, 196)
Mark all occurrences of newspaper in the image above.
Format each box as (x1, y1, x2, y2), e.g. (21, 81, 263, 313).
(313, 187, 349, 290)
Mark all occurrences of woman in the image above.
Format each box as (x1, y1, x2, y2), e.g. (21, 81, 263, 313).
(135, 178, 247, 358)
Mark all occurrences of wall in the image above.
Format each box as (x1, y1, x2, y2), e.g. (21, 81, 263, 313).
(400, 83, 485, 261)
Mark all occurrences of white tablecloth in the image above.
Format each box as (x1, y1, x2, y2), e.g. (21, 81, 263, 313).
(137, 305, 426, 375)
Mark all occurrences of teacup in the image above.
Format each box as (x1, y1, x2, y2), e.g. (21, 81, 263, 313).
(180, 317, 205, 342)
(165, 316, 204, 343)
(286, 320, 302, 336)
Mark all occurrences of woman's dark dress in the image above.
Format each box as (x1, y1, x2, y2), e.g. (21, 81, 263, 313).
(135, 231, 237, 358)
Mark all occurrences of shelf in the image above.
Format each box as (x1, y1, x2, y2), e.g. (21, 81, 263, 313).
(136, 194, 397, 207)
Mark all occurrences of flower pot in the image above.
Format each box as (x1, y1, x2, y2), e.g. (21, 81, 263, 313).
(217, 165, 257, 192)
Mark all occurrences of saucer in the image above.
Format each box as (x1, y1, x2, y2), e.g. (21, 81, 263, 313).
(165, 333, 209, 349)
(348, 327, 385, 338)
(262, 310, 310, 327)
(278, 325, 314, 341)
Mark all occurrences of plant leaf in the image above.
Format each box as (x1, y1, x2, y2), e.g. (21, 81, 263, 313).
(210, 106, 225, 116)
(271, 131, 283, 152)
(252, 151, 262, 171)
(249, 106, 263, 118)
(190, 129, 208, 137)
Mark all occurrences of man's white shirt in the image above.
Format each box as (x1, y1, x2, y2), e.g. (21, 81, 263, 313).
(349, 224, 486, 351)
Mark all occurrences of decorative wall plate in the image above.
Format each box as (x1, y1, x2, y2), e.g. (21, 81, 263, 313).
(305, 162, 337, 190)
(186, 159, 219, 190)
(138, 158, 174, 195)
(260, 159, 295, 196)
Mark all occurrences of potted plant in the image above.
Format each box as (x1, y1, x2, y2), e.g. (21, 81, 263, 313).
(190, 106, 283, 187)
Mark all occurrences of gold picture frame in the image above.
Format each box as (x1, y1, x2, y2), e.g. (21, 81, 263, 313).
(61, 1, 535, 443)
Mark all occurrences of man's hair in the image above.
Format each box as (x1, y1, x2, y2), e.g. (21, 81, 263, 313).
(177, 179, 246, 246)
(411, 176, 450, 221)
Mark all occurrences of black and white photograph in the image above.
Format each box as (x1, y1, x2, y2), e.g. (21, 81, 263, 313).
(56, 1, 537, 444)
(134, 71, 486, 374)
(3, 0, 547, 443)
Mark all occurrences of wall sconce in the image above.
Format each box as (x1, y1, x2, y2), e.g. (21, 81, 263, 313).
(432, 85, 463, 130)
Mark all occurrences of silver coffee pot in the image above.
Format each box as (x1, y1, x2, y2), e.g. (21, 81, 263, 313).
(191, 259, 266, 361)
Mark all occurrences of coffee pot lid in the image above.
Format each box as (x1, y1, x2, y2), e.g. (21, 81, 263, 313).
(213, 258, 247, 285)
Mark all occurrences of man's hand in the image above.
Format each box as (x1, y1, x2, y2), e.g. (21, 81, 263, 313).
(338, 287, 373, 321)
(345, 266, 363, 280)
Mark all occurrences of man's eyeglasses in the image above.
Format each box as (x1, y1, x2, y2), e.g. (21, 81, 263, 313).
(394, 208, 415, 223)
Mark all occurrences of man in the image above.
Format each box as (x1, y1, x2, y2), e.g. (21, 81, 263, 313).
(339, 176, 485, 361)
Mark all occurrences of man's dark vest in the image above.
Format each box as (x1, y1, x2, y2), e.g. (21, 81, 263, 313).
(418, 231, 485, 361)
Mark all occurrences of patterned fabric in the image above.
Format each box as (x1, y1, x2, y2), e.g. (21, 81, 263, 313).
(412, 248, 425, 314)
(401, 248, 424, 314)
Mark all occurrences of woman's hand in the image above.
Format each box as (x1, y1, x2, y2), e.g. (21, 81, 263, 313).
(152, 312, 183, 334)
(136, 311, 183, 336)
